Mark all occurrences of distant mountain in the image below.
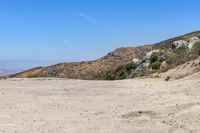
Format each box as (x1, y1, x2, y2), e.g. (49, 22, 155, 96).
(7, 31, 200, 79)
(0, 60, 60, 70)
(0, 68, 23, 76)
(0, 60, 60, 76)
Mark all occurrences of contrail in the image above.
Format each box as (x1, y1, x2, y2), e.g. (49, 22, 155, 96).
(77, 12, 97, 22)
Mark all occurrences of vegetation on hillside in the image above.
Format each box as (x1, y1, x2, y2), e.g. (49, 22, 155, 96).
(99, 63, 137, 80)
(98, 43, 200, 80)
(191, 42, 200, 57)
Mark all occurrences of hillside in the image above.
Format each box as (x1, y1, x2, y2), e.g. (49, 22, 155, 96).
(9, 46, 152, 79)
(7, 31, 200, 79)
(154, 31, 200, 49)
(159, 57, 200, 80)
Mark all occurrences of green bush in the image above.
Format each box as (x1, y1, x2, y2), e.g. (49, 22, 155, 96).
(175, 45, 188, 53)
(191, 42, 200, 56)
(103, 70, 116, 80)
(151, 61, 161, 70)
(102, 63, 137, 80)
(150, 53, 158, 63)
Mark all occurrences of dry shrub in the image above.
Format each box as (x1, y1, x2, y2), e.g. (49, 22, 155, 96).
(190, 42, 200, 59)
(26, 73, 38, 78)
(165, 76, 171, 81)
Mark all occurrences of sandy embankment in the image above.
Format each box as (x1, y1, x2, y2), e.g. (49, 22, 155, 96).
(0, 74, 200, 133)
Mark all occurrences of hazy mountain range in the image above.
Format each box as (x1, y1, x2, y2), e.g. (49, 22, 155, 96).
(0, 60, 60, 76)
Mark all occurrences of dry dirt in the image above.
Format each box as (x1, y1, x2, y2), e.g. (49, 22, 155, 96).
(0, 74, 200, 133)
(160, 57, 200, 80)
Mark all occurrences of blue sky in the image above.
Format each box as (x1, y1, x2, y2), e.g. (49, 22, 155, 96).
(0, 0, 200, 62)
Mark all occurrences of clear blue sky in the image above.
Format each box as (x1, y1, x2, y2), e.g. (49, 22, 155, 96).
(0, 0, 200, 62)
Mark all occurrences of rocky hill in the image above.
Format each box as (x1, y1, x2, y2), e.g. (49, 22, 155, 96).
(100, 31, 200, 80)
(6, 31, 200, 79)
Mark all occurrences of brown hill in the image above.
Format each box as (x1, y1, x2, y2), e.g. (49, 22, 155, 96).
(8, 31, 200, 79)
(9, 46, 152, 79)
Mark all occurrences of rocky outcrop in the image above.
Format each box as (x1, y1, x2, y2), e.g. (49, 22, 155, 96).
(132, 58, 141, 65)
(172, 36, 200, 51)
(133, 49, 166, 71)
(172, 40, 188, 49)
(188, 37, 200, 50)
(143, 50, 160, 60)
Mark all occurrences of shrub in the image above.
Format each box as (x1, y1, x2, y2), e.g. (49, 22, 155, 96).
(151, 61, 161, 70)
(150, 53, 158, 63)
(175, 45, 188, 54)
(169, 46, 189, 66)
(165, 50, 175, 65)
(165, 76, 171, 81)
(104, 71, 116, 80)
(102, 63, 137, 80)
(115, 63, 137, 80)
(191, 42, 200, 56)
(26, 73, 38, 78)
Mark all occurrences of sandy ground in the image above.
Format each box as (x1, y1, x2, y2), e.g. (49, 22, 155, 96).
(0, 74, 200, 133)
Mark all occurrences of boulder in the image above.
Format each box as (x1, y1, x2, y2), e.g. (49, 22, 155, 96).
(134, 49, 167, 72)
(132, 58, 141, 65)
(172, 40, 188, 49)
(160, 61, 167, 69)
(136, 61, 150, 71)
(143, 50, 160, 61)
(188, 37, 200, 50)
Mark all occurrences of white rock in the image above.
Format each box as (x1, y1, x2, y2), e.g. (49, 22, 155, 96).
(143, 61, 150, 67)
(144, 50, 160, 60)
(188, 37, 200, 50)
(191, 36, 199, 42)
(161, 61, 167, 69)
(132, 58, 140, 65)
(172, 40, 188, 49)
